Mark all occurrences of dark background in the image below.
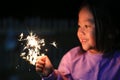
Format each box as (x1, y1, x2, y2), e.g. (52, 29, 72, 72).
(0, 0, 82, 19)
(0, 0, 120, 80)
(0, 0, 81, 80)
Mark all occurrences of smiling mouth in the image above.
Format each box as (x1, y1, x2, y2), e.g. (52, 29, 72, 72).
(80, 39, 87, 44)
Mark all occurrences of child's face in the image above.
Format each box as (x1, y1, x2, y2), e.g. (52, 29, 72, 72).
(77, 6, 96, 52)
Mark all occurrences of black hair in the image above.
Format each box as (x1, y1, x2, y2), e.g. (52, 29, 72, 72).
(78, 0, 120, 55)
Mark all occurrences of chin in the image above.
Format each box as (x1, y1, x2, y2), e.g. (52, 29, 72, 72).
(82, 45, 89, 51)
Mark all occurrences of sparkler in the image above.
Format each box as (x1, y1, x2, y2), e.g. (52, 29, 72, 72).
(18, 32, 57, 65)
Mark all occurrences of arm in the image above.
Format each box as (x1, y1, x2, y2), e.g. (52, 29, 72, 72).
(35, 54, 73, 80)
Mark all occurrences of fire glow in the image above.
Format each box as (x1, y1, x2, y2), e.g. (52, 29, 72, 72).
(18, 32, 57, 65)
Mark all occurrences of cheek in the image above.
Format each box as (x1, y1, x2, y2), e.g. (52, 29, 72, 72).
(89, 31, 96, 45)
(90, 36, 95, 45)
(77, 30, 80, 40)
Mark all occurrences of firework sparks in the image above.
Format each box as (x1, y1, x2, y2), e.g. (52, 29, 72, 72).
(19, 32, 46, 65)
(19, 32, 57, 65)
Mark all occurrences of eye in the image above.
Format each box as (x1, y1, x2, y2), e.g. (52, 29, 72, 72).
(78, 25, 81, 28)
(85, 25, 88, 28)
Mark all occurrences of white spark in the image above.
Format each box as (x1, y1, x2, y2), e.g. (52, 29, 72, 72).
(19, 32, 57, 65)
(18, 33, 23, 41)
(50, 41, 57, 48)
(19, 32, 45, 65)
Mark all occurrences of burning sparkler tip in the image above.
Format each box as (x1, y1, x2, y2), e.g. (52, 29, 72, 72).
(19, 32, 57, 66)
(19, 32, 47, 65)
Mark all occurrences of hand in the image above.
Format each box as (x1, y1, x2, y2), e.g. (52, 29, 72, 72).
(35, 55, 54, 77)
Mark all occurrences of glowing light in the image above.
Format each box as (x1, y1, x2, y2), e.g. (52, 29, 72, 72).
(19, 32, 57, 65)
(50, 41, 57, 48)
(19, 32, 45, 65)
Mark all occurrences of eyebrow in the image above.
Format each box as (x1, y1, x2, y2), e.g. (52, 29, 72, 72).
(78, 18, 95, 26)
(86, 18, 94, 24)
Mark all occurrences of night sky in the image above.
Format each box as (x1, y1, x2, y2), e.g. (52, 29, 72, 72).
(1, 0, 120, 20)
(1, 0, 83, 20)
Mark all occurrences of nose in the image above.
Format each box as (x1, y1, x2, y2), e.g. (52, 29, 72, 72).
(78, 27, 85, 36)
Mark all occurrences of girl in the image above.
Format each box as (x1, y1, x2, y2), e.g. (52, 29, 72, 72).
(35, 0, 120, 80)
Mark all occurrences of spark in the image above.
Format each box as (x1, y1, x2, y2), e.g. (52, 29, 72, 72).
(19, 32, 57, 65)
(50, 41, 57, 48)
(19, 32, 45, 65)
(18, 33, 23, 41)
(16, 65, 19, 69)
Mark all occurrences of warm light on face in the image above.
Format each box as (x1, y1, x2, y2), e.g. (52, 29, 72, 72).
(77, 7, 96, 52)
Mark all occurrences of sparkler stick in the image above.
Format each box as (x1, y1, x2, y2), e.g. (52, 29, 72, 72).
(18, 32, 57, 65)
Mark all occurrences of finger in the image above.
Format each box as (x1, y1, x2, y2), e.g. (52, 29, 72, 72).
(36, 67, 42, 72)
(36, 63, 44, 67)
(36, 64, 44, 72)
(35, 60, 45, 72)
(36, 60, 45, 65)
(36, 56, 46, 61)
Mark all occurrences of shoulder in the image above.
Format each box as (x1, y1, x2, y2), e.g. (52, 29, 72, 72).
(107, 51, 120, 64)
(62, 46, 84, 60)
(113, 51, 120, 59)
(69, 46, 82, 52)
(108, 51, 120, 68)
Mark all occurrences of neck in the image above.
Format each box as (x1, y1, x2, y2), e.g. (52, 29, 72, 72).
(88, 49, 102, 54)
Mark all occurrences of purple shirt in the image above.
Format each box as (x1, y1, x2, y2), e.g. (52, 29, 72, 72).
(43, 46, 120, 80)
